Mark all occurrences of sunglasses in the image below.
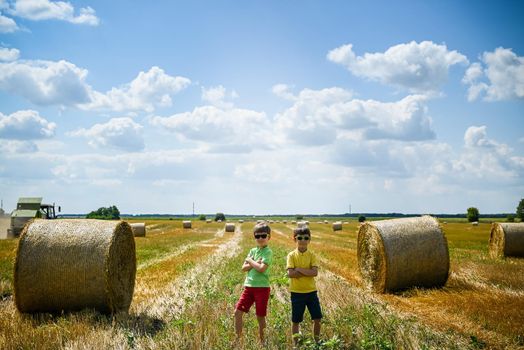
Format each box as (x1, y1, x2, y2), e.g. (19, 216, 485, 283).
(254, 234, 268, 239)
(296, 236, 310, 241)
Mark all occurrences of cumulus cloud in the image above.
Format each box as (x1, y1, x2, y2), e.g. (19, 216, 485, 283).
(82, 66, 191, 112)
(463, 47, 524, 101)
(0, 47, 19, 61)
(0, 109, 56, 140)
(328, 41, 468, 93)
(0, 59, 91, 105)
(150, 105, 270, 152)
(0, 58, 190, 112)
(10, 0, 99, 25)
(453, 125, 523, 180)
(201, 85, 238, 109)
(271, 84, 296, 101)
(0, 11, 18, 32)
(68, 117, 144, 152)
(274, 87, 435, 146)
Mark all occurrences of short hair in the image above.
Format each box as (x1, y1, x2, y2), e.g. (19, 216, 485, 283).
(254, 223, 271, 235)
(293, 227, 310, 237)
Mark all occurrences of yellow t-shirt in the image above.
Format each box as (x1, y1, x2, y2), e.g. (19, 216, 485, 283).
(286, 249, 318, 293)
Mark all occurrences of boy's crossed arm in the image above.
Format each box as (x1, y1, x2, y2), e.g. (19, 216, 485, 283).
(243, 257, 268, 273)
(287, 266, 318, 278)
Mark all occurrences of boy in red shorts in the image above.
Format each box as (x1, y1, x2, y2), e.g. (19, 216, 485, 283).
(234, 223, 273, 344)
(287, 226, 323, 346)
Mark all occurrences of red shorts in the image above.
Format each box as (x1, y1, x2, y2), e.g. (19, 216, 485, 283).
(235, 287, 271, 317)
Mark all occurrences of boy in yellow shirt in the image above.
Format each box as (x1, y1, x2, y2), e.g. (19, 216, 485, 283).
(286, 226, 323, 345)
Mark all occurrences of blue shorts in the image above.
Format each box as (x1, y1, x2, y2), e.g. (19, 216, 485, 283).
(291, 291, 322, 323)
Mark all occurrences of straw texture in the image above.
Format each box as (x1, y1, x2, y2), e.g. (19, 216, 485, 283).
(489, 222, 524, 258)
(14, 219, 136, 314)
(225, 223, 235, 232)
(130, 223, 146, 237)
(183, 221, 192, 229)
(332, 222, 342, 231)
(357, 216, 449, 293)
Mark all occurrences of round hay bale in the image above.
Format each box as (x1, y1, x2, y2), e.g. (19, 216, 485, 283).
(130, 222, 146, 237)
(472, 221, 479, 226)
(183, 220, 192, 229)
(357, 215, 449, 293)
(297, 221, 308, 228)
(14, 219, 136, 314)
(489, 222, 524, 258)
(206, 219, 212, 223)
(332, 222, 342, 231)
(238, 220, 244, 223)
(225, 223, 235, 232)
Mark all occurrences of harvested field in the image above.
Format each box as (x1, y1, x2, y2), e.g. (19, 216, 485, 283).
(0, 218, 522, 349)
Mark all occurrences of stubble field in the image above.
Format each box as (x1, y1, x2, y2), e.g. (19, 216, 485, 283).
(0, 218, 522, 349)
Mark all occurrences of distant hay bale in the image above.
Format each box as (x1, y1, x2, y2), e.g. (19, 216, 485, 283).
(357, 216, 449, 293)
(206, 219, 212, 223)
(297, 221, 308, 228)
(489, 222, 524, 258)
(225, 223, 235, 232)
(14, 219, 136, 314)
(239, 220, 244, 223)
(282, 220, 287, 224)
(183, 220, 192, 229)
(332, 221, 342, 231)
(324, 220, 328, 224)
(130, 223, 146, 237)
(472, 221, 479, 226)
(291, 220, 296, 224)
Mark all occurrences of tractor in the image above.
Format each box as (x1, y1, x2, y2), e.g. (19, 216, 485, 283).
(7, 197, 61, 237)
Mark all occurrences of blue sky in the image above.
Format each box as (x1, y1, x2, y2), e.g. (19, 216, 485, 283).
(0, 0, 523, 215)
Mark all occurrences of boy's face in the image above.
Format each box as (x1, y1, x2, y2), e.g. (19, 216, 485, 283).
(294, 234, 311, 249)
(254, 232, 270, 247)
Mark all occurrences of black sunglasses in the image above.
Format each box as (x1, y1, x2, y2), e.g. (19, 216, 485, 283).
(254, 234, 268, 239)
(296, 236, 310, 241)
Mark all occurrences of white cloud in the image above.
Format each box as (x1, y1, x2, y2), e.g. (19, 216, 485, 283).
(0, 139, 37, 153)
(0, 59, 190, 112)
(0, 109, 56, 140)
(11, 0, 99, 25)
(328, 41, 468, 93)
(453, 125, 522, 180)
(0, 11, 18, 32)
(0, 46, 19, 61)
(68, 117, 144, 152)
(201, 85, 237, 109)
(271, 84, 296, 101)
(274, 87, 435, 146)
(82, 66, 191, 112)
(0, 59, 91, 105)
(150, 105, 271, 152)
(463, 47, 524, 101)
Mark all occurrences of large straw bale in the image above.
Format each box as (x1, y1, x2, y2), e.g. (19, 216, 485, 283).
(225, 223, 235, 232)
(206, 219, 212, 223)
(489, 222, 524, 258)
(357, 215, 449, 293)
(332, 221, 342, 231)
(14, 219, 136, 314)
(183, 220, 192, 229)
(130, 222, 146, 237)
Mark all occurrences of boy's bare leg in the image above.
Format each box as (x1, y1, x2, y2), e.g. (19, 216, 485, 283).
(234, 309, 245, 339)
(257, 316, 266, 343)
(313, 319, 321, 342)
(292, 322, 300, 346)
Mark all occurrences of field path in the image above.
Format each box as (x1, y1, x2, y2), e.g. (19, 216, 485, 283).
(133, 225, 243, 320)
(137, 228, 226, 271)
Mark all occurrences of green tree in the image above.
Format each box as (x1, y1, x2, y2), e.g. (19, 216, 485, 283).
(215, 212, 226, 221)
(358, 215, 366, 223)
(198, 214, 206, 221)
(296, 215, 304, 220)
(467, 207, 479, 222)
(506, 214, 515, 222)
(86, 205, 121, 220)
(516, 198, 524, 221)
